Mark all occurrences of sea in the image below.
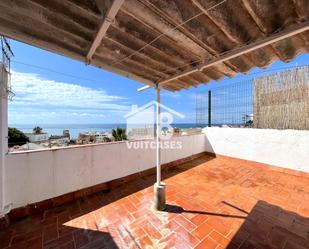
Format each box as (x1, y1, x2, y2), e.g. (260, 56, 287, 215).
(11, 123, 200, 139)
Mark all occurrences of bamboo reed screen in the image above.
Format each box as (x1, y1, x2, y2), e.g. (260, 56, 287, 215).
(253, 66, 309, 130)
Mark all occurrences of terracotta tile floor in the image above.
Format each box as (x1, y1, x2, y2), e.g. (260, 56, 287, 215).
(1, 155, 309, 249)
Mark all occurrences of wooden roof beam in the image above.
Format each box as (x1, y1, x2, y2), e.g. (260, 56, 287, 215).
(86, 0, 124, 63)
(158, 21, 309, 86)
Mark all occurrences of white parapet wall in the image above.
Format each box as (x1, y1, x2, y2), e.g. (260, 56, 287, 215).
(5, 134, 207, 209)
(203, 127, 309, 173)
(5, 129, 309, 210)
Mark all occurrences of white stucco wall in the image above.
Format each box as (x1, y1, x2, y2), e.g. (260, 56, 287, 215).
(25, 133, 49, 142)
(5, 129, 309, 210)
(203, 127, 309, 173)
(5, 134, 207, 208)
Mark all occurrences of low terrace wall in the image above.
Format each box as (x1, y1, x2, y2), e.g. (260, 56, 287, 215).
(4, 128, 309, 214)
(203, 127, 309, 174)
(5, 134, 207, 209)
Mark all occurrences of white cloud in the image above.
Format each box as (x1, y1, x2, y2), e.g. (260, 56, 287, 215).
(9, 71, 131, 123)
(161, 91, 182, 99)
(161, 90, 197, 101)
(10, 71, 128, 109)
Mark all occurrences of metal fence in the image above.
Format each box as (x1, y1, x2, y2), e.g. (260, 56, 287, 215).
(1, 36, 13, 71)
(196, 65, 309, 130)
(196, 80, 253, 127)
(1, 36, 14, 100)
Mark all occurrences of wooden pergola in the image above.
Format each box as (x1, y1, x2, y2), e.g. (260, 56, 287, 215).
(0, 0, 308, 91)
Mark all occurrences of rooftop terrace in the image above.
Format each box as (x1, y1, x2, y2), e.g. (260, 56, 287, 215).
(1, 154, 308, 249)
(0, 1, 308, 249)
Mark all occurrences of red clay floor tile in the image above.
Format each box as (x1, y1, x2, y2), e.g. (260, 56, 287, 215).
(1, 155, 309, 249)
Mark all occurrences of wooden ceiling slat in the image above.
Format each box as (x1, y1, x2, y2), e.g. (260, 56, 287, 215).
(140, 0, 270, 79)
(107, 12, 211, 85)
(86, 0, 124, 62)
(30, 0, 100, 30)
(158, 21, 309, 86)
(95, 47, 166, 80)
(102, 37, 198, 90)
(2, 0, 95, 41)
(93, 53, 158, 82)
(141, 0, 239, 78)
(0, 2, 90, 51)
(107, 25, 187, 71)
(115, 10, 202, 65)
(121, 0, 209, 58)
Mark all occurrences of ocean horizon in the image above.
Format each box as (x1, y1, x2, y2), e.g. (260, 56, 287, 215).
(10, 123, 201, 139)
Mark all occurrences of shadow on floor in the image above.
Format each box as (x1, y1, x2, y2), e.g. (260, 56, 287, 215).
(164, 204, 247, 219)
(0, 219, 120, 249)
(227, 200, 309, 249)
(164, 200, 309, 248)
(47, 228, 119, 249)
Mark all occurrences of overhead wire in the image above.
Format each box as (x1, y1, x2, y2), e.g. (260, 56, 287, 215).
(109, 0, 227, 67)
(11, 60, 105, 84)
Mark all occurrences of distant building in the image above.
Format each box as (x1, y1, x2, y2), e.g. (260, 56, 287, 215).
(128, 127, 155, 139)
(24, 129, 71, 148)
(63, 130, 70, 138)
(76, 131, 110, 144)
(94, 132, 110, 143)
(49, 135, 70, 146)
(25, 133, 49, 143)
(76, 133, 91, 144)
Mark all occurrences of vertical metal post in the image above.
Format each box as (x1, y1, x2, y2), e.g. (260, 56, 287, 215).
(137, 84, 165, 210)
(153, 86, 165, 211)
(156, 86, 161, 185)
(0, 66, 9, 217)
(208, 90, 211, 127)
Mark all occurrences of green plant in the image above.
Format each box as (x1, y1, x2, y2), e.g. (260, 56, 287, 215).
(33, 126, 43, 134)
(112, 128, 127, 141)
(8, 127, 29, 146)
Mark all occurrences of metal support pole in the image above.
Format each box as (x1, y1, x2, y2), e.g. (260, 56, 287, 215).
(156, 87, 161, 185)
(208, 90, 211, 127)
(153, 86, 165, 211)
(0, 65, 10, 218)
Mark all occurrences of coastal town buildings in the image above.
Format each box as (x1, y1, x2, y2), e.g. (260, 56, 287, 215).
(24, 132, 49, 143)
(76, 131, 111, 144)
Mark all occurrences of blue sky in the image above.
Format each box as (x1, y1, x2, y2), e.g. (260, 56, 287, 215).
(8, 40, 308, 125)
